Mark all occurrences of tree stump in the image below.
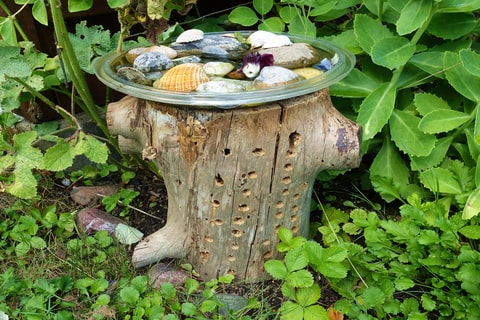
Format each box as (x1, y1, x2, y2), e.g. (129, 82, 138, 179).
(106, 89, 361, 281)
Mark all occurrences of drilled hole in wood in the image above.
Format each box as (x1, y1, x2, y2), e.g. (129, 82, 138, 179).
(228, 255, 236, 262)
(215, 174, 224, 186)
(243, 189, 251, 197)
(214, 219, 223, 225)
(284, 163, 293, 171)
(231, 243, 239, 250)
(212, 200, 220, 207)
(274, 225, 281, 233)
(232, 229, 242, 237)
(276, 201, 285, 208)
(286, 150, 296, 158)
(263, 251, 273, 259)
(238, 204, 250, 212)
(290, 215, 298, 222)
(282, 176, 292, 184)
(248, 171, 258, 179)
(227, 269, 236, 275)
(292, 205, 299, 212)
(200, 251, 209, 260)
(292, 226, 299, 233)
(262, 239, 271, 246)
(204, 235, 214, 242)
(289, 132, 301, 148)
(293, 193, 300, 200)
(252, 148, 265, 156)
(275, 212, 284, 219)
(233, 217, 245, 225)
(302, 182, 309, 190)
(223, 148, 231, 156)
(282, 189, 290, 195)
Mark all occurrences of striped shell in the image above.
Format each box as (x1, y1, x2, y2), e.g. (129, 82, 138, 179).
(154, 63, 209, 92)
(176, 29, 204, 43)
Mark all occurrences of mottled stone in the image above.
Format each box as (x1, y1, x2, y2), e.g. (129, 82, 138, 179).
(253, 66, 301, 88)
(170, 34, 249, 60)
(259, 42, 322, 69)
(133, 52, 174, 73)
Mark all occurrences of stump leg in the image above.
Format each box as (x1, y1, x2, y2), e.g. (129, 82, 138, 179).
(107, 89, 361, 281)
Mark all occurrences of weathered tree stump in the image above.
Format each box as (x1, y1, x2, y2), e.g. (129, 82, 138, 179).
(106, 89, 361, 281)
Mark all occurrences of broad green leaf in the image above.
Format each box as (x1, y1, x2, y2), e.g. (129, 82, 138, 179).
(371, 37, 416, 70)
(32, 0, 48, 26)
(427, 13, 477, 40)
(296, 284, 321, 307)
(288, 15, 316, 37)
(278, 226, 293, 243)
(316, 262, 348, 278)
(15, 242, 30, 256)
(68, 0, 93, 12)
(285, 247, 308, 272)
(259, 17, 285, 32)
(463, 187, 480, 219)
(409, 52, 446, 78)
(106, 0, 129, 8)
(465, 128, 480, 160)
(115, 223, 144, 245)
(354, 14, 393, 54)
(411, 136, 454, 171)
(228, 7, 259, 27)
(357, 82, 396, 140)
(30, 236, 46, 249)
(418, 109, 470, 133)
(444, 51, 480, 102)
(285, 269, 314, 288)
(414, 93, 450, 116)
(75, 134, 109, 164)
(396, 0, 432, 35)
(43, 140, 76, 171)
(304, 305, 328, 320)
(324, 246, 348, 263)
(264, 260, 288, 279)
(396, 64, 431, 89)
(325, 29, 362, 55)
(419, 168, 462, 194)
(253, 0, 273, 15)
(460, 49, 480, 78)
(360, 287, 386, 308)
(395, 277, 415, 290)
(279, 6, 299, 23)
(330, 69, 381, 98)
(390, 110, 436, 157)
(370, 137, 410, 186)
(0, 17, 17, 45)
(437, 0, 480, 12)
(119, 286, 140, 304)
(279, 301, 303, 320)
(476, 106, 480, 144)
(459, 225, 480, 239)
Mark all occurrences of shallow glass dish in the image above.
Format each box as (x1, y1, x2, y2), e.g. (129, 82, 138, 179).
(94, 31, 355, 109)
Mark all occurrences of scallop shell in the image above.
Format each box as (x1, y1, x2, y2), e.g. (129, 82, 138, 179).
(154, 63, 209, 92)
(247, 30, 276, 48)
(203, 62, 235, 77)
(176, 29, 204, 43)
(253, 66, 300, 88)
(262, 35, 292, 49)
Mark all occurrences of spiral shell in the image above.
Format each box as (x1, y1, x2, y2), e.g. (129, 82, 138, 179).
(203, 62, 235, 77)
(154, 63, 209, 92)
(176, 29, 204, 43)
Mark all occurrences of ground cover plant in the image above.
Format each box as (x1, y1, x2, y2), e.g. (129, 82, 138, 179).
(1, 0, 480, 319)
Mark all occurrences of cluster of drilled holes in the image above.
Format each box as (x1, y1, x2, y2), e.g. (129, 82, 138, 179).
(252, 148, 265, 156)
(227, 269, 236, 275)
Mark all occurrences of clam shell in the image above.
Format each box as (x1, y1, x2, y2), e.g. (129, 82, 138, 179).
(154, 63, 209, 92)
(203, 62, 235, 77)
(253, 66, 301, 88)
(247, 30, 276, 48)
(262, 35, 292, 49)
(133, 52, 174, 72)
(176, 29, 204, 43)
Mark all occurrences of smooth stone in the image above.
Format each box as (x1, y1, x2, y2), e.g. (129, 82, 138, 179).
(253, 66, 301, 88)
(133, 52, 174, 73)
(170, 34, 249, 60)
(196, 78, 249, 93)
(259, 42, 322, 69)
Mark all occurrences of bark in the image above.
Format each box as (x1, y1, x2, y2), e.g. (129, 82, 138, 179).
(107, 89, 362, 281)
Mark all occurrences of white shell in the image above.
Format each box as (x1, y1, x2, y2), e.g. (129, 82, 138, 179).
(203, 62, 235, 77)
(247, 30, 276, 48)
(176, 29, 204, 43)
(262, 35, 292, 49)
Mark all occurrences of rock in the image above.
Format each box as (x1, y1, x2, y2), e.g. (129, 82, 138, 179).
(148, 263, 190, 288)
(76, 207, 125, 235)
(253, 66, 301, 88)
(133, 52, 174, 73)
(259, 42, 322, 69)
(170, 34, 249, 60)
(70, 185, 120, 205)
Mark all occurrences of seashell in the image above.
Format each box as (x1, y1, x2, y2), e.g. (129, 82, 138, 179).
(172, 55, 202, 65)
(154, 63, 209, 92)
(203, 62, 235, 77)
(176, 29, 204, 43)
(125, 47, 149, 64)
(133, 52, 174, 73)
(262, 35, 292, 49)
(145, 45, 178, 59)
(196, 78, 248, 93)
(253, 66, 301, 88)
(117, 67, 152, 85)
(292, 67, 324, 79)
(247, 30, 276, 48)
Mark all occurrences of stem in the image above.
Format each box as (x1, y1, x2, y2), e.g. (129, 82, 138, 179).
(377, 0, 383, 22)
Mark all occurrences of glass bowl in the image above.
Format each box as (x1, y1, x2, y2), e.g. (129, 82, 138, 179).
(94, 31, 355, 109)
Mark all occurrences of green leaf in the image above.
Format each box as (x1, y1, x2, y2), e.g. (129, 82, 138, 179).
(414, 93, 450, 116)
(68, 0, 93, 12)
(370, 137, 410, 186)
(354, 14, 393, 54)
(411, 136, 454, 171)
(106, 0, 129, 8)
(278, 227, 293, 243)
(316, 262, 348, 278)
(357, 82, 396, 140)
(115, 223, 144, 245)
(32, 0, 48, 26)
(253, 0, 273, 15)
(427, 13, 477, 40)
(390, 110, 436, 157)
(279, 301, 303, 320)
(7, 166, 38, 199)
(421, 294, 436, 311)
(285, 269, 314, 288)
(396, 0, 432, 35)
(463, 187, 480, 219)
(44, 140, 76, 171)
(75, 134, 109, 163)
(181, 302, 197, 316)
(323, 246, 348, 263)
(437, 0, 480, 12)
(0, 17, 17, 45)
(418, 110, 470, 134)
(395, 277, 415, 290)
(419, 168, 462, 194)
(264, 260, 288, 279)
(444, 51, 480, 102)
(90, 278, 109, 294)
(409, 52, 446, 78)
(119, 287, 140, 304)
(285, 247, 308, 272)
(30, 236, 46, 249)
(228, 7, 259, 27)
(360, 287, 386, 308)
(288, 15, 317, 37)
(296, 284, 321, 307)
(304, 305, 328, 320)
(259, 17, 285, 32)
(15, 242, 31, 256)
(460, 49, 480, 78)
(330, 69, 381, 98)
(459, 225, 480, 239)
(371, 37, 416, 70)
